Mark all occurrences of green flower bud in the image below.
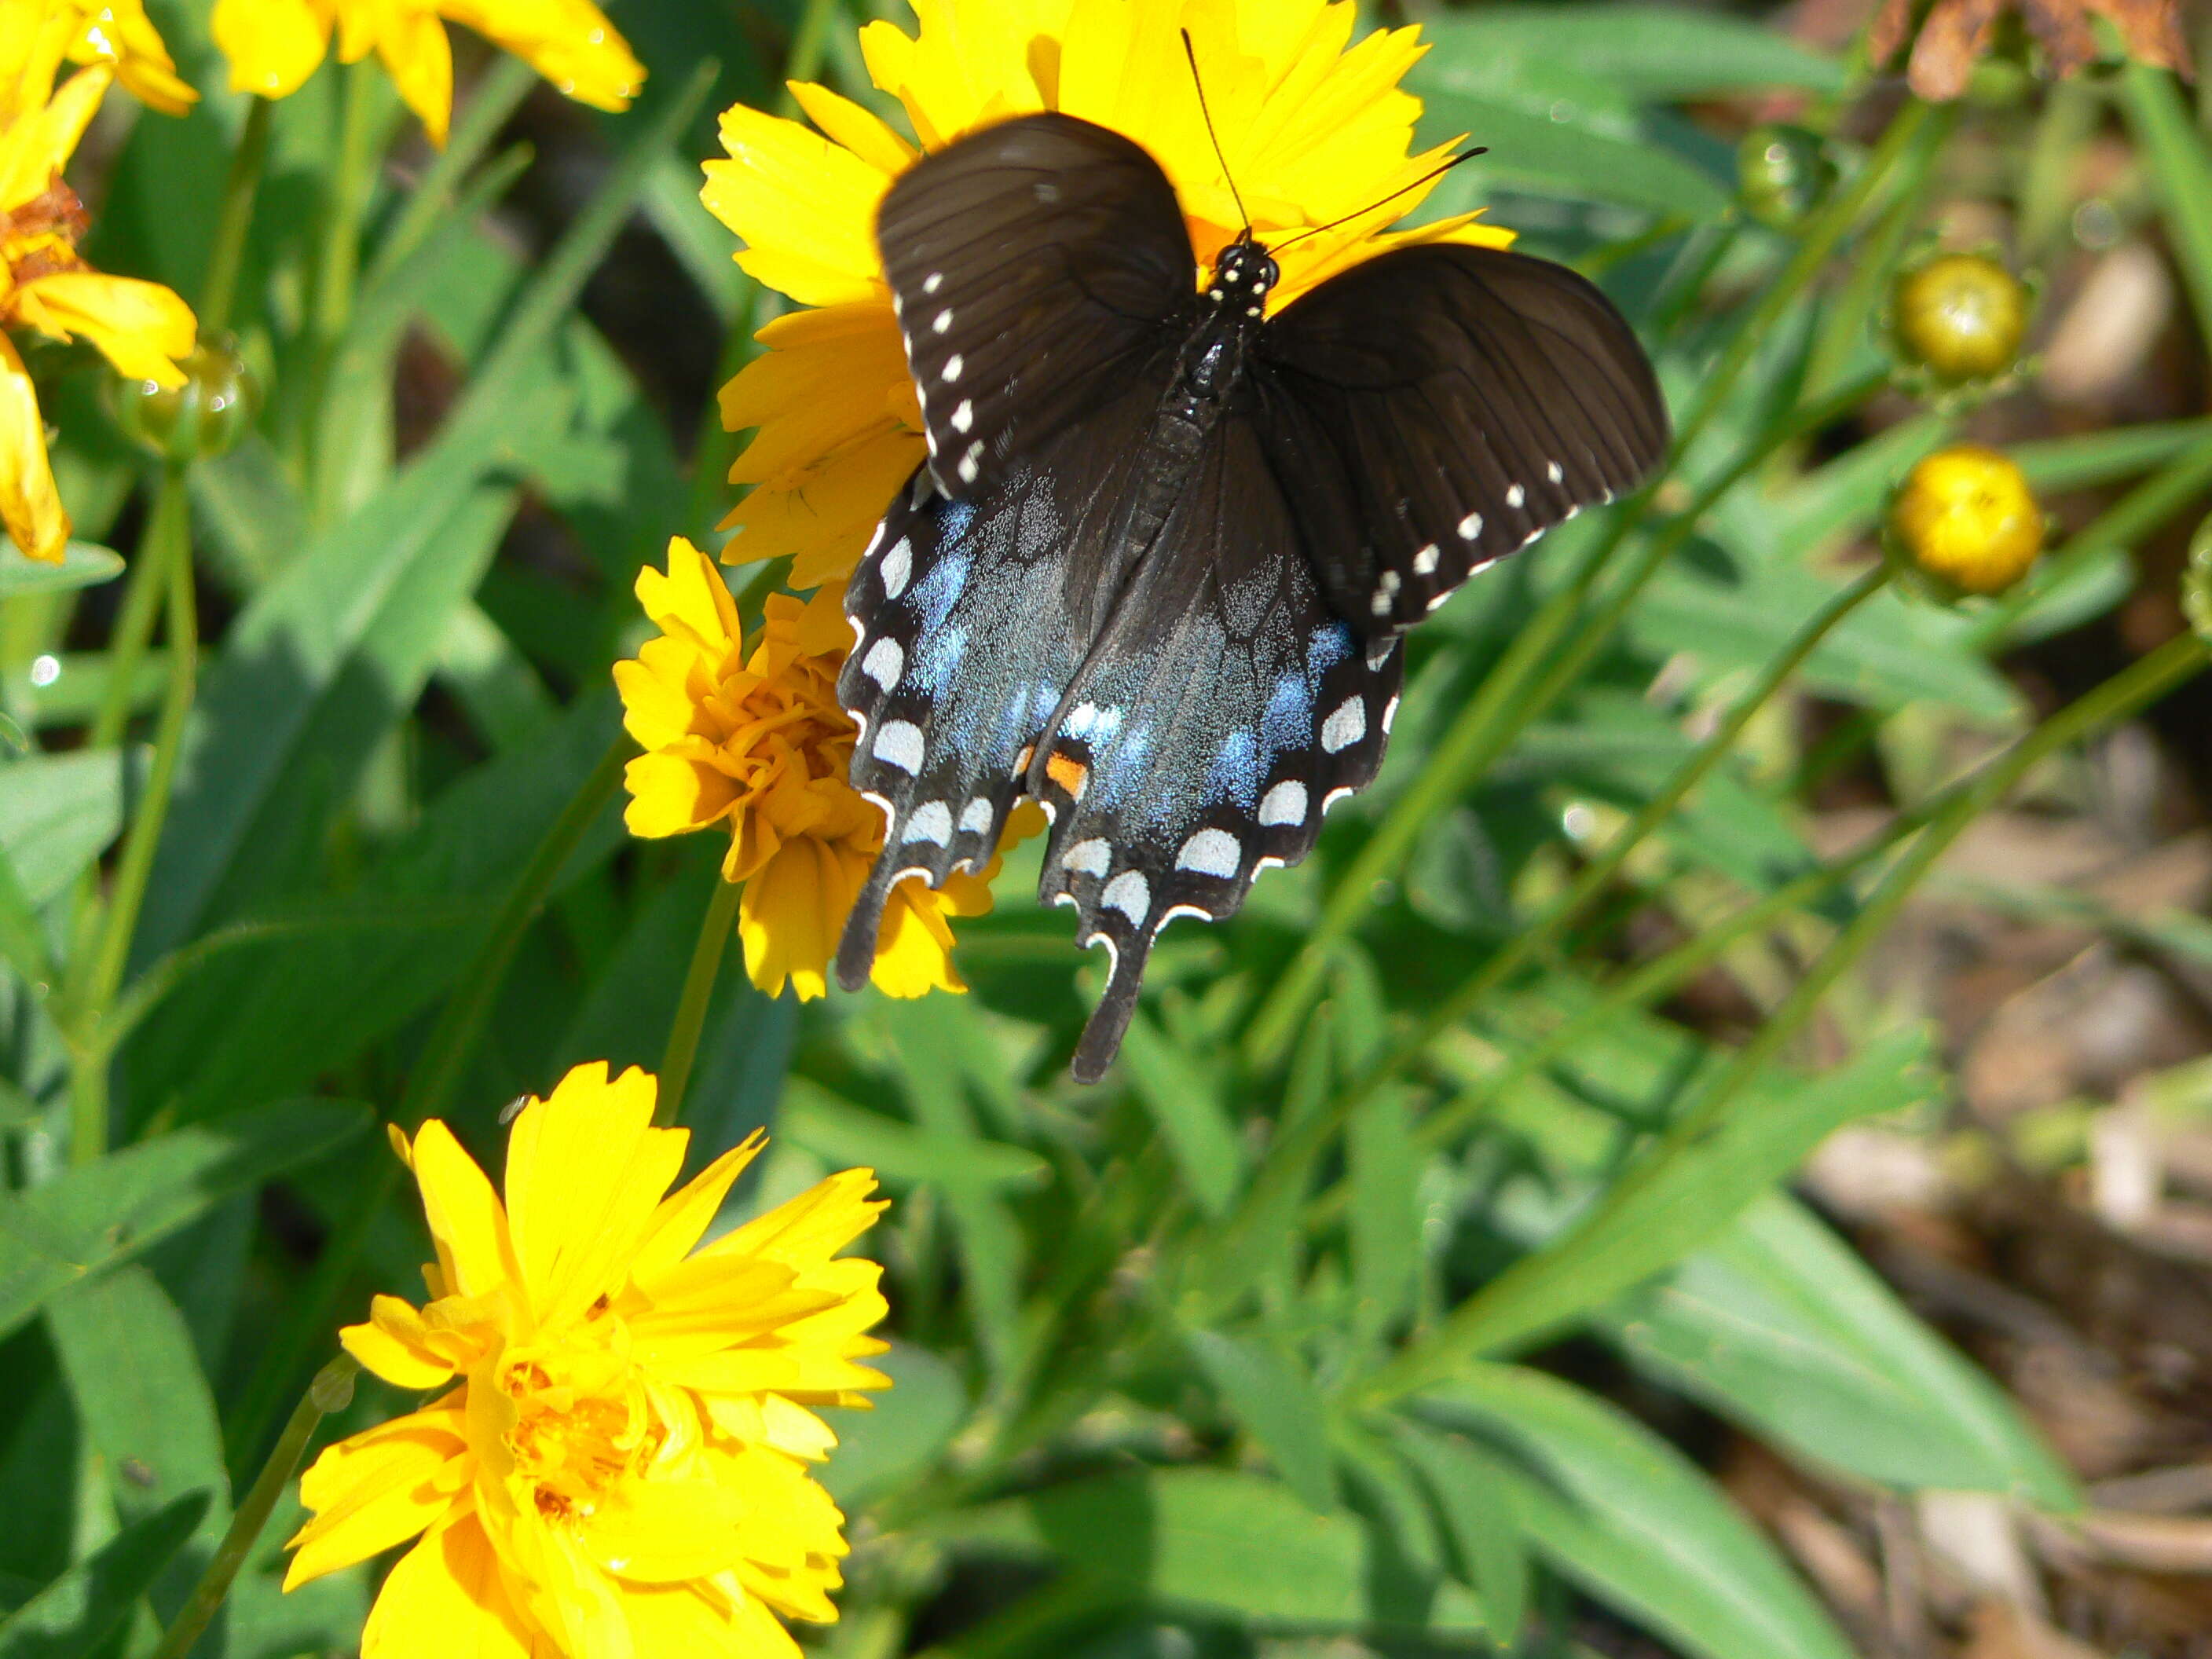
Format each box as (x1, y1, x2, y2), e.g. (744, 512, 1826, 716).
(2183, 512, 2212, 643)
(110, 333, 259, 462)
(1737, 124, 1837, 230)
(1891, 251, 2031, 388)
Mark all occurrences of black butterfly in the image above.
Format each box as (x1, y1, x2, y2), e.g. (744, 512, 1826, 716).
(833, 112, 1668, 1082)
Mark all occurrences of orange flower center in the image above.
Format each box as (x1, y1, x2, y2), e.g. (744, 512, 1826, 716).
(2, 173, 92, 302)
(498, 1346, 661, 1527)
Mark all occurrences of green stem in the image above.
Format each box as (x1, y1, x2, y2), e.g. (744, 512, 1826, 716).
(1239, 368, 1887, 1067)
(151, 1357, 358, 1659)
(655, 873, 745, 1126)
(2118, 63, 2212, 346)
(84, 532, 168, 754)
(304, 58, 384, 502)
(67, 464, 195, 1163)
(197, 98, 275, 340)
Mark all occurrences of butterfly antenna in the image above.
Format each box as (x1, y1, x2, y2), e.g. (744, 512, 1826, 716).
(1180, 28, 1251, 232)
(1265, 146, 1489, 256)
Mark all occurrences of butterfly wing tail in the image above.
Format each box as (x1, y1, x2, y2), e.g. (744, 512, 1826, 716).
(1071, 935, 1150, 1084)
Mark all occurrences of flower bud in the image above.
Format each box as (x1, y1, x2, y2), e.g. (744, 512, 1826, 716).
(1738, 124, 1838, 230)
(110, 334, 259, 462)
(1890, 251, 2031, 387)
(2184, 512, 2212, 643)
(1888, 445, 2043, 596)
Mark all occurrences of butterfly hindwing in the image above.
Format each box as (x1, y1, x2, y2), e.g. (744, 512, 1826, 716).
(877, 112, 1195, 498)
(1254, 243, 1669, 632)
(834, 367, 1177, 991)
(1024, 412, 1403, 1082)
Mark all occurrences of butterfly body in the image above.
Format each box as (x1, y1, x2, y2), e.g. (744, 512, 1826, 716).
(833, 112, 1668, 1080)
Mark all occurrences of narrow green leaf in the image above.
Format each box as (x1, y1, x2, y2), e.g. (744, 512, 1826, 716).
(1596, 1194, 2078, 1507)
(1184, 1328, 1337, 1511)
(917, 1467, 1486, 1634)
(1347, 1089, 1421, 1355)
(1422, 5, 1845, 99)
(0, 543, 123, 599)
(2119, 64, 2212, 340)
(1391, 1424, 1530, 1649)
(1119, 1011, 1244, 1219)
(1415, 1366, 1855, 1659)
(0, 1492, 207, 1659)
(780, 1082, 1049, 1192)
(1375, 1028, 1936, 1380)
(0, 712, 23, 754)
(0, 839, 54, 991)
(0, 1100, 370, 1340)
(1419, 91, 1730, 220)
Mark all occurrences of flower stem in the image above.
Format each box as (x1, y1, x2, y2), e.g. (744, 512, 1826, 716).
(197, 97, 275, 339)
(150, 1356, 358, 1659)
(656, 873, 745, 1126)
(223, 735, 627, 1470)
(68, 463, 196, 1163)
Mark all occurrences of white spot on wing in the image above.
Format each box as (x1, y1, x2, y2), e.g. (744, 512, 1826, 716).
(880, 536, 913, 600)
(904, 800, 953, 844)
(1414, 544, 1440, 574)
(1321, 696, 1365, 754)
(873, 720, 924, 774)
(1064, 838, 1111, 877)
(1506, 483, 1525, 509)
(1458, 512, 1482, 540)
(951, 399, 973, 433)
(923, 272, 943, 295)
(942, 353, 964, 383)
(1382, 695, 1400, 734)
(1176, 828, 1240, 877)
(1259, 781, 1307, 826)
(1323, 786, 1354, 814)
(1102, 870, 1150, 923)
(1546, 460, 1565, 485)
(862, 636, 903, 688)
(932, 308, 953, 334)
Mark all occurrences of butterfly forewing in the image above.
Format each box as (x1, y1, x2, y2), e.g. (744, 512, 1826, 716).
(877, 112, 1196, 497)
(1254, 244, 1668, 632)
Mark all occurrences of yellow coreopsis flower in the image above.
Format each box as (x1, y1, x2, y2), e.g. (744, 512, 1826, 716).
(211, 0, 645, 147)
(616, 537, 1036, 1001)
(701, 0, 1514, 589)
(61, 0, 197, 113)
(1, 0, 196, 562)
(284, 1062, 891, 1659)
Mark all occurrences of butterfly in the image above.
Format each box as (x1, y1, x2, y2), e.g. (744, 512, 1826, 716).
(832, 110, 1668, 1082)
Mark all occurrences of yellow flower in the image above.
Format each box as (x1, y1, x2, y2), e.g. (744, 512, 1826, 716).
(701, 0, 1514, 588)
(61, 0, 198, 114)
(1, 0, 196, 562)
(211, 0, 644, 148)
(1889, 445, 2044, 596)
(284, 1062, 891, 1659)
(615, 537, 1035, 1001)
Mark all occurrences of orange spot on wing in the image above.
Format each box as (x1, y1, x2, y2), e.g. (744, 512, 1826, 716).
(1045, 750, 1090, 801)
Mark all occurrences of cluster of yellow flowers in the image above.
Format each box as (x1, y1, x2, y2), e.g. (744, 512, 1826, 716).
(285, 1064, 891, 1659)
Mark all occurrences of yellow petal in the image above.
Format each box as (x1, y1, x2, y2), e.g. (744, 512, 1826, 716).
(702, 1167, 885, 1269)
(371, 7, 453, 148)
(0, 335, 68, 563)
(359, 1512, 537, 1659)
(408, 1119, 521, 1307)
(583, 1474, 746, 1583)
(628, 1129, 768, 1280)
(620, 749, 738, 840)
(703, 103, 889, 308)
(622, 1579, 784, 1659)
(635, 536, 740, 650)
(67, 0, 199, 114)
(0, 61, 107, 211)
(869, 877, 968, 998)
(286, 1402, 469, 1588)
(760, 1393, 838, 1462)
(719, 427, 925, 591)
(504, 1061, 687, 1326)
(339, 1295, 462, 1390)
(211, 0, 330, 101)
(737, 836, 863, 1002)
(440, 0, 643, 114)
(16, 270, 196, 385)
(786, 81, 914, 176)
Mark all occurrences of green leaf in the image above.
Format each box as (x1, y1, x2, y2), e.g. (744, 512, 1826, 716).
(1595, 1194, 2078, 1507)
(1390, 1425, 1530, 1648)
(819, 1341, 968, 1507)
(1383, 1027, 1936, 1372)
(0, 1099, 369, 1340)
(1417, 90, 1730, 221)
(1414, 1365, 1854, 1659)
(0, 712, 24, 754)
(1184, 1328, 1337, 1511)
(1422, 5, 1846, 100)
(0, 839, 54, 992)
(0, 544, 123, 599)
(0, 1491, 207, 1659)
(1119, 1011, 1244, 1220)
(0, 748, 143, 908)
(48, 1265, 231, 1525)
(780, 1082, 1049, 1192)
(1347, 1089, 1421, 1355)
(917, 1467, 1486, 1634)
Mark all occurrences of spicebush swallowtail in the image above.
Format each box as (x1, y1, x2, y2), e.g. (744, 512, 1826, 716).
(833, 111, 1668, 1082)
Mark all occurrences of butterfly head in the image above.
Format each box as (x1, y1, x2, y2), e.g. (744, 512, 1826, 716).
(1208, 236, 1279, 319)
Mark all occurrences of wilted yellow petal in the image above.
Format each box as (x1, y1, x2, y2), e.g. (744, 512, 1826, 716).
(0, 335, 67, 563)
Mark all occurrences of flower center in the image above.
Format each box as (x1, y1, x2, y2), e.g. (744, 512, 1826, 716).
(2, 174, 92, 297)
(499, 1352, 661, 1527)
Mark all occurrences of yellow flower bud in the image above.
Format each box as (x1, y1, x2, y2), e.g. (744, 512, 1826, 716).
(1888, 445, 2043, 596)
(1891, 252, 2030, 386)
